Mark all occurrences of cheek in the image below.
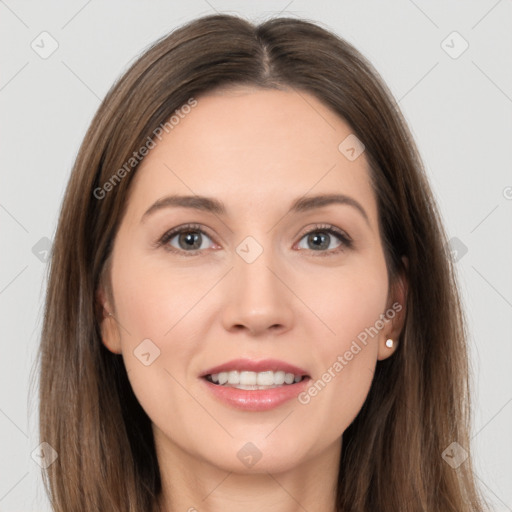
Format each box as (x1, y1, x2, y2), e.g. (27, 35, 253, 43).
(302, 260, 389, 348)
(297, 263, 388, 421)
(110, 248, 204, 400)
(111, 245, 205, 344)
(111, 254, 209, 444)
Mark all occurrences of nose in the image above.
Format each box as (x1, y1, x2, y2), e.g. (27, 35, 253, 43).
(220, 241, 294, 337)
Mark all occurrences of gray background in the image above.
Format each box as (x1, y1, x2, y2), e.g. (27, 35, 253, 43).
(1, 1, 511, 510)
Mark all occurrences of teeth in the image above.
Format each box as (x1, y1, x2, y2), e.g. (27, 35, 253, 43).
(241, 371, 257, 385)
(274, 371, 285, 385)
(257, 371, 274, 386)
(208, 370, 304, 387)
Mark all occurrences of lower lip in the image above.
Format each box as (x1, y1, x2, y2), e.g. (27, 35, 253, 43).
(202, 378, 310, 411)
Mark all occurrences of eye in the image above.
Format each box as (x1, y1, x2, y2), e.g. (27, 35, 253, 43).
(158, 223, 216, 256)
(156, 222, 352, 256)
(296, 224, 352, 255)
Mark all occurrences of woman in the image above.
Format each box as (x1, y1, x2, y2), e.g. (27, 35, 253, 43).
(37, 13, 490, 511)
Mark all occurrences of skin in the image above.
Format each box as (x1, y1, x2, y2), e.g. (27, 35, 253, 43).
(97, 86, 408, 512)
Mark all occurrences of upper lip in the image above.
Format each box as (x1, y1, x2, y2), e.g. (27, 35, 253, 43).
(200, 358, 310, 378)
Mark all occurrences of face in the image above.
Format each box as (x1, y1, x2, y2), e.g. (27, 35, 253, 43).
(98, 86, 407, 475)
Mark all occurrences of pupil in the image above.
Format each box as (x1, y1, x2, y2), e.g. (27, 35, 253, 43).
(180, 232, 200, 249)
(310, 232, 328, 250)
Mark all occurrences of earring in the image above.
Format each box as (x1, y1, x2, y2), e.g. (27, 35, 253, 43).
(385, 338, 394, 348)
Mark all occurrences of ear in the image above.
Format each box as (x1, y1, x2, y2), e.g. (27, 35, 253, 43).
(377, 255, 408, 361)
(96, 284, 122, 354)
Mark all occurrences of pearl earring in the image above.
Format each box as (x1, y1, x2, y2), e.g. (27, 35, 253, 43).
(385, 338, 394, 348)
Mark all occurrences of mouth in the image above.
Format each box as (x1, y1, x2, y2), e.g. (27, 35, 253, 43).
(204, 370, 308, 390)
(199, 358, 311, 411)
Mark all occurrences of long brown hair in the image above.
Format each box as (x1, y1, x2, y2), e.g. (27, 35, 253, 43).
(37, 13, 490, 511)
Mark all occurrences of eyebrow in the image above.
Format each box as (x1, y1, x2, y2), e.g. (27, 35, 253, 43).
(141, 193, 370, 226)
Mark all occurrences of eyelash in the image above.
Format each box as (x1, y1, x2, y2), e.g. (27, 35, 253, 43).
(155, 223, 353, 257)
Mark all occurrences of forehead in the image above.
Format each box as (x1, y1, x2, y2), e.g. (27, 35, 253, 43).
(129, 86, 377, 224)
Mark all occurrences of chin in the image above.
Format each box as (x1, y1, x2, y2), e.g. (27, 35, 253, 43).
(195, 433, 314, 474)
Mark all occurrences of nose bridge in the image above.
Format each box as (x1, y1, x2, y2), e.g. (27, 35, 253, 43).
(220, 231, 293, 334)
(236, 239, 278, 296)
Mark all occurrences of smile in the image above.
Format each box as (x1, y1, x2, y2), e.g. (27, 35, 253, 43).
(205, 370, 306, 389)
(200, 359, 311, 411)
